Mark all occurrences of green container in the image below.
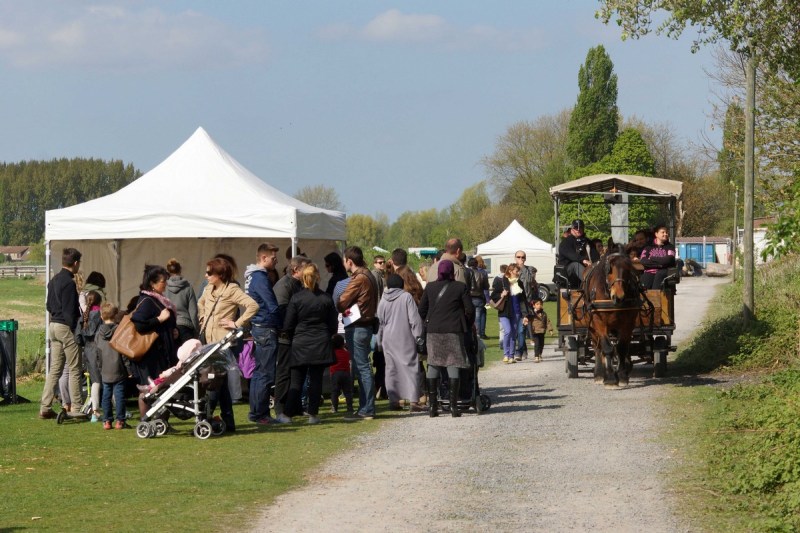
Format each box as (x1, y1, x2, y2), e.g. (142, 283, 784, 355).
(0, 320, 18, 332)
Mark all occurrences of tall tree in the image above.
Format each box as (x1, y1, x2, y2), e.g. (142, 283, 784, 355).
(597, 0, 800, 324)
(346, 213, 389, 248)
(566, 45, 619, 168)
(294, 185, 344, 211)
(483, 110, 571, 239)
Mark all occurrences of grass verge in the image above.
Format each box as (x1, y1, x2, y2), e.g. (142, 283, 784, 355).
(666, 255, 800, 532)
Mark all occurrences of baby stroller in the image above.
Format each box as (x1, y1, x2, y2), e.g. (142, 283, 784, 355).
(135, 329, 243, 440)
(437, 331, 491, 415)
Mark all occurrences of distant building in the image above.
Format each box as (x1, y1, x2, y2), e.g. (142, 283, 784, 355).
(0, 246, 30, 262)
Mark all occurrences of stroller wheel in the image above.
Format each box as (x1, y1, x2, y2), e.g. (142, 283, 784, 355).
(211, 419, 226, 436)
(153, 419, 169, 437)
(194, 420, 213, 440)
(136, 421, 152, 439)
(479, 394, 491, 412)
(56, 410, 66, 424)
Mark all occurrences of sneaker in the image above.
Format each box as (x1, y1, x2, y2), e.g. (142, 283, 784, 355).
(254, 417, 277, 425)
(275, 413, 293, 424)
(514, 356, 522, 362)
(114, 420, 127, 430)
(39, 409, 57, 420)
(103, 421, 112, 430)
(307, 415, 320, 425)
(508, 358, 516, 364)
(343, 412, 373, 421)
(91, 411, 102, 423)
(502, 357, 510, 363)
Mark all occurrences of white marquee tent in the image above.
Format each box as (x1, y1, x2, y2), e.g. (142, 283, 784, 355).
(476, 220, 555, 278)
(45, 127, 346, 308)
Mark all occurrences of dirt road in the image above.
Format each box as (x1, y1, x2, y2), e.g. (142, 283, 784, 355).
(251, 276, 728, 532)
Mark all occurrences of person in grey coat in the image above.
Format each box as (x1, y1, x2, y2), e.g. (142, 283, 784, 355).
(377, 274, 425, 412)
(165, 258, 199, 345)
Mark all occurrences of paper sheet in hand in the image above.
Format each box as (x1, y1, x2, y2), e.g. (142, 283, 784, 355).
(342, 304, 361, 327)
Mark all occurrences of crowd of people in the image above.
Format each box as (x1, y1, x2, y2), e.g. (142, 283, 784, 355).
(38, 225, 675, 427)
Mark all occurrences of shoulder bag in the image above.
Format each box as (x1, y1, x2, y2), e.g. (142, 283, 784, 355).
(416, 284, 449, 357)
(489, 278, 508, 312)
(109, 299, 159, 361)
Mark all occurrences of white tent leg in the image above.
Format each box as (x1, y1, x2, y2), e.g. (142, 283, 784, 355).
(291, 238, 297, 257)
(44, 241, 51, 378)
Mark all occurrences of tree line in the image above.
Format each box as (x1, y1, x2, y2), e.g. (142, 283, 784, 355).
(0, 158, 141, 246)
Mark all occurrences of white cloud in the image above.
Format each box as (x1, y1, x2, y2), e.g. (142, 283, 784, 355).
(0, 3, 269, 71)
(318, 9, 545, 52)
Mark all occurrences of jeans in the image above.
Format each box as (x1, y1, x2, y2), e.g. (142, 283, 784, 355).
(345, 325, 375, 416)
(472, 297, 487, 337)
(102, 380, 126, 422)
(498, 316, 516, 357)
(42, 322, 83, 412)
(249, 325, 278, 420)
(515, 315, 528, 356)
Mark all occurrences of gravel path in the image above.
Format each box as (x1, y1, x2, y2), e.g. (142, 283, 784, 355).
(251, 276, 728, 532)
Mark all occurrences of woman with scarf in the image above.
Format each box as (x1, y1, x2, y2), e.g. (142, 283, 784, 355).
(418, 260, 475, 418)
(491, 264, 529, 363)
(131, 265, 180, 393)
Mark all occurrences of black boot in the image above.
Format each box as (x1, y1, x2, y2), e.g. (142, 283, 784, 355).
(427, 378, 439, 418)
(449, 378, 461, 417)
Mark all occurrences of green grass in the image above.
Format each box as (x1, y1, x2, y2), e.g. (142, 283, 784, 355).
(666, 254, 800, 532)
(0, 380, 389, 532)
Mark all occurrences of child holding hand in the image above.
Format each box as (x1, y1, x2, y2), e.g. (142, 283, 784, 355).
(523, 300, 553, 363)
(96, 303, 132, 429)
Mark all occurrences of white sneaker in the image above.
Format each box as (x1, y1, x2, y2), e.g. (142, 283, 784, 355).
(275, 413, 293, 424)
(307, 415, 320, 425)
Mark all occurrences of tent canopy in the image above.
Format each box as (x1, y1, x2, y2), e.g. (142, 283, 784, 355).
(45, 127, 345, 241)
(549, 173, 683, 202)
(476, 220, 552, 256)
(43, 127, 344, 307)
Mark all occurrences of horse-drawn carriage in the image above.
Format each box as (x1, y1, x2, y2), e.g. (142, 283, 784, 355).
(549, 174, 683, 385)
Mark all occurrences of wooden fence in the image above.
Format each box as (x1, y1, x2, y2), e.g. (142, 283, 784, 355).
(0, 265, 46, 278)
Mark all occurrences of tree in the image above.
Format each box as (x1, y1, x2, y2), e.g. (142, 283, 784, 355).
(294, 185, 344, 211)
(346, 213, 389, 248)
(483, 110, 571, 238)
(566, 45, 619, 168)
(597, 0, 800, 323)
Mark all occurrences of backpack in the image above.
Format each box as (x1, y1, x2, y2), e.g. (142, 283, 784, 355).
(469, 268, 485, 297)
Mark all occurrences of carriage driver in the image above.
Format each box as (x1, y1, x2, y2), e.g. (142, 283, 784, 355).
(558, 219, 600, 287)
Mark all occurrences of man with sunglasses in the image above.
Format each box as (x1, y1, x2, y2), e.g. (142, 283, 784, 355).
(371, 255, 386, 296)
(514, 250, 539, 359)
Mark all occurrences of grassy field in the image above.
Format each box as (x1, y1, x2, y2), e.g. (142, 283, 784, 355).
(0, 276, 555, 531)
(668, 255, 800, 532)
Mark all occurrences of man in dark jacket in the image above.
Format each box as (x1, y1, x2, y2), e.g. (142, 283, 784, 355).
(558, 219, 599, 287)
(271, 255, 310, 422)
(40, 247, 83, 418)
(244, 242, 281, 424)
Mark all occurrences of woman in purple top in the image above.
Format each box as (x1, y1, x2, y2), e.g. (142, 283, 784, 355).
(639, 224, 676, 290)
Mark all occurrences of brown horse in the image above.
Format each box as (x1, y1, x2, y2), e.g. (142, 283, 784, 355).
(582, 239, 642, 388)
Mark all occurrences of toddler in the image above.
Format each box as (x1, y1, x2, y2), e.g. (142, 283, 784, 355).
(524, 300, 553, 363)
(329, 334, 353, 414)
(96, 302, 131, 429)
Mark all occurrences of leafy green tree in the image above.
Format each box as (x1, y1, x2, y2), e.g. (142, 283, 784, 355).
(566, 45, 619, 168)
(346, 213, 389, 248)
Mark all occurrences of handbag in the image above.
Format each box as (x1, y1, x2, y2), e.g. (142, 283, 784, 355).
(109, 300, 158, 361)
(238, 340, 256, 379)
(489, 278, 508, 311)
(416, 284, 449, 357)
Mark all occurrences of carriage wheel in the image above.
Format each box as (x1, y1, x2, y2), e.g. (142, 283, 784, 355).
(153, 419, 169, 437)
(653, 350, 668, 378)
(211, 418, 226, 436)
(194, 420, 213, 440)
(479, 394, 491, 411)
(566, 350, 579, 378)
(136, 421, 152, 439)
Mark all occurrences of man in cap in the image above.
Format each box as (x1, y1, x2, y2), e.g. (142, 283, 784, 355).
(558, 219, 599, 286)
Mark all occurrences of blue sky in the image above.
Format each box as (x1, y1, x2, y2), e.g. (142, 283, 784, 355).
(0, 1, 719, 221)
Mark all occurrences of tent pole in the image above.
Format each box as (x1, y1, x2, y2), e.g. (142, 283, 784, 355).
(291, 238, 297, 257)
(114, 240, 121, 308)
(44, 241, 51, 378)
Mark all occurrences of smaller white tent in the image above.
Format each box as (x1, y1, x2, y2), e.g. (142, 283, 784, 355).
(476, 220, 555, 278)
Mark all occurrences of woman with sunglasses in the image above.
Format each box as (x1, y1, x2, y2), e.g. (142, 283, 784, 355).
(198, 256, 258, 431)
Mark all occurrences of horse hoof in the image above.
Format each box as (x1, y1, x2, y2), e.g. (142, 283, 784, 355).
(603, 383, 619, 390)
(594, 377, 604, 385)
(618, 381, 629, 388)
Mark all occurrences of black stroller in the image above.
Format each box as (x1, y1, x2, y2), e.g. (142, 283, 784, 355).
(437, 331, 491, 415)
(135, 329, 243, 440)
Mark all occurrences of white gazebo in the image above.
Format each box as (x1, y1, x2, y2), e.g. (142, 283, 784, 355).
(476, 220, 555, 278)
